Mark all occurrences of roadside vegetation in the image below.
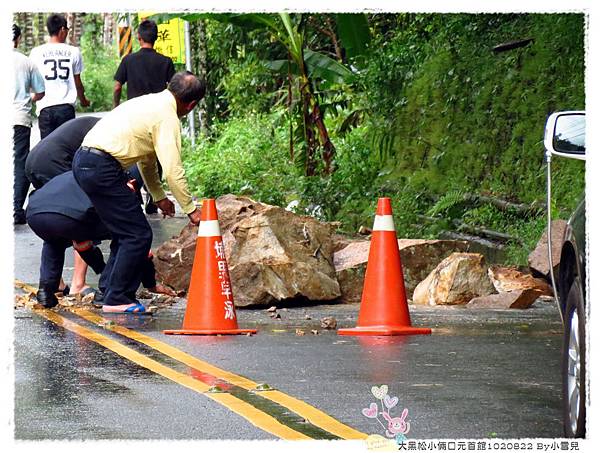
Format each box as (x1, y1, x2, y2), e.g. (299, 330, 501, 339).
(18, 12, 585, 265)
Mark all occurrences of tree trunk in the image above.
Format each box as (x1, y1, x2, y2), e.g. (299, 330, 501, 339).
(23, 13, 35, 53)
(287, 58, 294, 161)
(300, 76, 318, 176)
(194, 20, 209, 136)
(36, 13, 45, 46)
(464, 193, 544, 217)
(299, 73, 336, 175)
(72, 13, 84, 46)
(103, 13, 115, 46)
(451, 219, 522, 244)
(66, 13, 75, 45)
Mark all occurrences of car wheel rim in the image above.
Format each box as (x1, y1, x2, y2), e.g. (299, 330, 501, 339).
(567, 310, 581, 433)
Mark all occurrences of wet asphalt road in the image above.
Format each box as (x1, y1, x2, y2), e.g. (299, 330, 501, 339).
(13, 216, 565, 441)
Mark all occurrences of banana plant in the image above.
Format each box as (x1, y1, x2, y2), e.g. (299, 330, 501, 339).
(152, 12, 369, 175)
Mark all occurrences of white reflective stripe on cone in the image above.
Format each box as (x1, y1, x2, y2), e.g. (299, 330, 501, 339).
(197, 220, 221, 237)
(372, 215, 395, 231)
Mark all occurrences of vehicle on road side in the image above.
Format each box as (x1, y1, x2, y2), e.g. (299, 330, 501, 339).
(543, 111, 586, 438)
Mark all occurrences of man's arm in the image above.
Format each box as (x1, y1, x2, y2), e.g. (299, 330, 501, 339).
(29, 58, 45, 102)
(74, 74, 90, 107)
(113, 81, 123, 108)
(136, 158, 166, 203)
(166, 59, 176, 85)
(113, 58, 127, 108)
(72, 48, 90, 107)
(151, 117, 197, 216)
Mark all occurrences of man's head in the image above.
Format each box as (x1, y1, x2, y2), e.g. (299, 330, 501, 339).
(168, 71, 206, 117)
(137, 20, 158, 46)
(12, 24, 21, 48)
(46, 14, 69, 42)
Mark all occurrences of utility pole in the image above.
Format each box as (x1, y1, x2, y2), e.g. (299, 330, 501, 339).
(184, 20, 195, 147)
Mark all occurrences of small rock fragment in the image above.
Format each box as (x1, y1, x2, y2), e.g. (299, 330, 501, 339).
(82, 292, 95, 304)
(295, 329, 306, 336)
(207, 385, 224, 393)
(137, 289, 153, 299)
(311, 329, 319, 335)
(267, 306, 277, 312)
(58, 298, 74, 307)
(99, 320, 115, 329)
(358, 225, 373, 235)
(320, 316, 337, 329)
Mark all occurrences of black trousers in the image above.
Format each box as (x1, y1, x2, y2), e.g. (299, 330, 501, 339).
(73, 147, 153, 306)
(99, 239, 156, 293)
(27, 212, 110, 292)
(13, 125, 31, 219)
(38, 104, 75, 140)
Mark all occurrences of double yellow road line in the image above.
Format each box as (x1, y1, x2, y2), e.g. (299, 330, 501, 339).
(17, 280, 366, 440)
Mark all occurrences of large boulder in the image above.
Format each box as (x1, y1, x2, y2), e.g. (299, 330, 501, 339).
(154, 195, 341, 307)
(334, 239, 469, 304)
(154, 222, 198, 291)
(227, 208, 340, 307)
(412, 252, 496, 306)
(528, 220, 567, 278)
(488, 265, 553, 297)
(466, 289, 541, 309)
(154, 195, 266, 291)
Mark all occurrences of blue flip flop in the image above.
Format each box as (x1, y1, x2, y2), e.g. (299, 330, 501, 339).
(125, 303, 146, 313)
(102, 303, 150, 315)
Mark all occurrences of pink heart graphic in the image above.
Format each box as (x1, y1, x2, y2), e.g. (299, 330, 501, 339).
(384, 395, 399, 409)
(362, 402, 378, 418)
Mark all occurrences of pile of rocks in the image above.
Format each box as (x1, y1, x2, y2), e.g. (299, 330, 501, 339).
(154, 195, 556, 309)
(412, 254, 553, 309)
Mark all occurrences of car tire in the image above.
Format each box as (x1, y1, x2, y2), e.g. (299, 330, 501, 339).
(562, 279, 586, 438)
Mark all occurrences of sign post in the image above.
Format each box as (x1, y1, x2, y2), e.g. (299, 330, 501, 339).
(117, 15, 132, 57)
(138, 13, 193, 144)
(184, 20, 195, 147)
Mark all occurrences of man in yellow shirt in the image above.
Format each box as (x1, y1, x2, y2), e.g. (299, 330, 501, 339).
(73, 71, 203, 313)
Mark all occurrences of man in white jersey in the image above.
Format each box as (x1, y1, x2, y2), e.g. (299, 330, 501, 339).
(30, 14, 90, 139)
(12, 23, 45, 224)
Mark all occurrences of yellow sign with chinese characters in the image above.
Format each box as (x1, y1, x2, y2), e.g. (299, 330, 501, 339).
(138, 12, 185, 65)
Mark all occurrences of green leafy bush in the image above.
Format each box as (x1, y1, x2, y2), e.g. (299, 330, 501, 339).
(220, 54, 279, 114)
(79, 32, 121, 112)
(182, 114, 297, 207)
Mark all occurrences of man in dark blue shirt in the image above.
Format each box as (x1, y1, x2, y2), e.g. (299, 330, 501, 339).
(25, 116, 100, 297)
(26, 171, 175, 310)
(25, 116, 100, 189)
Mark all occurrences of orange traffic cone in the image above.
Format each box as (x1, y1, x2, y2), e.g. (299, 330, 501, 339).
(338, 198, 431, 336)
(164, 199, 257, 335)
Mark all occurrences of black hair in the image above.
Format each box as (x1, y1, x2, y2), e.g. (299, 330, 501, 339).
(12, 24, 21, 41)
(168, 71, 206, 104)
(46, 14, 67, 36)
(138, 20, 158, 44)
